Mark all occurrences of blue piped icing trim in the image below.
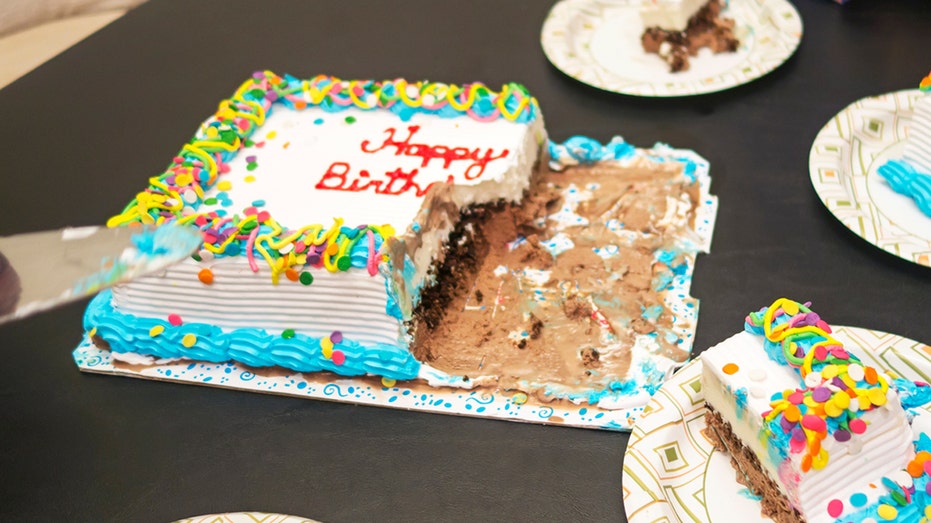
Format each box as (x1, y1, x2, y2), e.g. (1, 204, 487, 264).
(85, 291, 421, 380)
(547, 136, 636, 171)
(547, 136, 704, 184)
(877, 159, 931, 216)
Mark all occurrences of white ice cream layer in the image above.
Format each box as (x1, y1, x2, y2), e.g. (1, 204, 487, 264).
(640, 0, 708, 31)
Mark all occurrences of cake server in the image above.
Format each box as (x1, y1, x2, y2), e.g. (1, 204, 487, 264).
(0, 224, 202, 325)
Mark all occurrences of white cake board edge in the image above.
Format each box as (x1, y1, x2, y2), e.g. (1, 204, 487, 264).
(73, 341, 635, 431)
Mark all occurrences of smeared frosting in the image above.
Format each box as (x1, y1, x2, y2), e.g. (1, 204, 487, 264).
(877, 160, 931, 217)
(547, 136, 635, 170)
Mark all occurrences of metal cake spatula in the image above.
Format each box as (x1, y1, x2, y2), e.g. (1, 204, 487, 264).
(0, 224, 202, 325)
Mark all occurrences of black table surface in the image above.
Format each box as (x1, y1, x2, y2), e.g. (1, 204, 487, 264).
(1, 0, 930, 521)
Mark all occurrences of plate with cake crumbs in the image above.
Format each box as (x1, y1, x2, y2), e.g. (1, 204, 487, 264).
(809, 89, 931, 268)
(174, 513, 321, 523)
(621, 326, 931, 523)
(540, 0, 802, 97)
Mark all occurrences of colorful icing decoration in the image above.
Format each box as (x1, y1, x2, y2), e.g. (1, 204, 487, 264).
(831, 436, 931, 521)
(747, 298, 891, 472)
(920, 71, 931, 92)
(103, 71, 539, 282)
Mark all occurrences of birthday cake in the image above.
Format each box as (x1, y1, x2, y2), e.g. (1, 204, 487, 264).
(878, 71, 931, 217)
(702, 298, 931, 522)
(640, 0, 739, 72)
(79, 71, 715, 419)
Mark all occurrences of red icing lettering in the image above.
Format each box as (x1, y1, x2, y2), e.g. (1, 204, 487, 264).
(360, 126, 509, 180)
(315, 161, 453, 197)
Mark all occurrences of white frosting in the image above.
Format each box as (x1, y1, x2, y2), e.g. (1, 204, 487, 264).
(905, 93, 931, 174)
(640, 0, 708, 31)
(200, 106, 542, 234)
(110, 103, 544, 349)
(111, 259, 401, 345)
(701, 331, 914, 523)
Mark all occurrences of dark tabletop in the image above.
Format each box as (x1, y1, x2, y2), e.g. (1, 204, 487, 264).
(1, 0, 930, 521)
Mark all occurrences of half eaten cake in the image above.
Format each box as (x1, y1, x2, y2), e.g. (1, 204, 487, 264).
(80, 71, 715, 418)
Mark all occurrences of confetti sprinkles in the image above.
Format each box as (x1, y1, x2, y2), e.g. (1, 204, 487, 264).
(197, 268, 214, 284)
(181, 333, 197, 348)
(722, 363, 739, 375)
(168, 313, 183, 326)
(332, 350, 346, 365)
(149, 325, 164, 337)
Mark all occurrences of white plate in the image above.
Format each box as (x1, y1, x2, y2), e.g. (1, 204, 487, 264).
(621, 326, 931, 522)
(540, 0, 803, 97)
(174, 513, 321, 523)
(809, 89, 931, 268)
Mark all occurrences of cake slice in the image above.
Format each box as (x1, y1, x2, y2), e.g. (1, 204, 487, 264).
(701, 298, 915, 522)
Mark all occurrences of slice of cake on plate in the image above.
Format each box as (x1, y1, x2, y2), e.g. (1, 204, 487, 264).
(640, 0, 739, 72)
(878, 71, 931, 217)
(701, 298, 931, 522)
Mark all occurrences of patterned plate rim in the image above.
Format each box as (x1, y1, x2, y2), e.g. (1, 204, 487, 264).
(621, 326, 931, 523)
(173, 512, 321, 523)
(540, 0, 803, 97)
(808, 89, 931, 268)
